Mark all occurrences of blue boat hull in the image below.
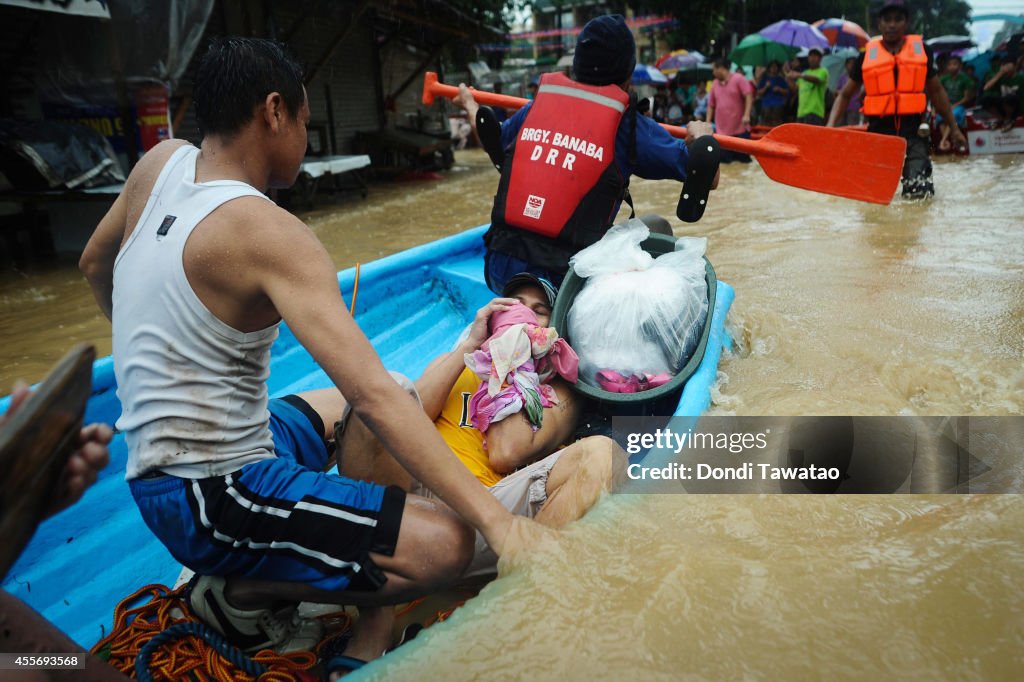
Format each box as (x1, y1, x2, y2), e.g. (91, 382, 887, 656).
(1, 225, 733, 647)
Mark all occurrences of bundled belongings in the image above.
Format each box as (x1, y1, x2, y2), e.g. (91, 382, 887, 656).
(567, 219, 708, 393)
(465, 302, 579, 432)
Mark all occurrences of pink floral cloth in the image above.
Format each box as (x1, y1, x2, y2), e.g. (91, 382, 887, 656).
(464, 303, 578, 433)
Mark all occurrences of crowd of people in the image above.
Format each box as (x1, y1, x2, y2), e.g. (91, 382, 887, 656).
(635, 52, 844, 132)
(683, 0, 1020, 197)
(637, 48, 1021, 140)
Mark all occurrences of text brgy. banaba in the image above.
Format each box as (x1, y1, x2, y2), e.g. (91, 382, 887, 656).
(519, 126, 607, 169)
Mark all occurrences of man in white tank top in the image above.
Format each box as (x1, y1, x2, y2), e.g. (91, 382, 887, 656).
(80, 37, 526, 669)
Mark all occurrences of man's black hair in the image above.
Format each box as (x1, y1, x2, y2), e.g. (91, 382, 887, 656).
(194, 37, 305, 138)
(712, 58, 731, 70)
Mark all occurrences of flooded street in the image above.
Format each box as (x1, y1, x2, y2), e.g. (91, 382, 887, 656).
(3, 150, 1021, 416)
(2, 148, 1023, 677)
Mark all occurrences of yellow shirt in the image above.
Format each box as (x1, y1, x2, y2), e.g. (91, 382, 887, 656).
(435, 368, 503, 487)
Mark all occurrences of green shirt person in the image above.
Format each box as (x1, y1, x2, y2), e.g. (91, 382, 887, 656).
(981, 59, 1024, 132)
(786, 48, 829, 124)
(937, 55, 975, 151)
(939, 56, 975, 108)
(941, 71, 974, 105)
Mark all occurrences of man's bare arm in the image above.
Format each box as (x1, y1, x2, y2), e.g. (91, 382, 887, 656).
(486, 380, 581, 474)
(415, 299, 515, 420)
(80, 192, 129, 320)
(827, 78, 860, 127)
(455, 84, 481, 137)
(252, 216, 515, 553)
(80, 139, 189, 320)
(926, 75, 967, 148)
(984, 64, 1011, 91)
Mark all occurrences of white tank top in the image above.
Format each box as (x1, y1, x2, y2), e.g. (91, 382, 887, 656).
(113, 145, 279, 480)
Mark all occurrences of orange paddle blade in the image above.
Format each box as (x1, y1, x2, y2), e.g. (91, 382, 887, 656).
(663, 123, 906, 205)
(423, 73, 906, 205)
(754, 125, 905, 205)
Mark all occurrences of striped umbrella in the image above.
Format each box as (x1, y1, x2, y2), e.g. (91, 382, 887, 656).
(656, 49, 706, 76)
(812, 18, 870, 49)
(633, 64, 669, 85)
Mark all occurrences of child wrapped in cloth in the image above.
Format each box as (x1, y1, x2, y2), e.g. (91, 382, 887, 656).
(464, 301, 579, 433)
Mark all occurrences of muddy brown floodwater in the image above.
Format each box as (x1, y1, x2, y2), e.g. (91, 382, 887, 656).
(2, 148, 1022, 678)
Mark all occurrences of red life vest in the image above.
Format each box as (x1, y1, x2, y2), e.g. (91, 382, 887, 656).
(861, 35, 928, 116)
(495, 72, 628, 241)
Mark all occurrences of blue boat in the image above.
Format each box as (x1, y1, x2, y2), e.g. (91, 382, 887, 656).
(0, 224, 734, 648)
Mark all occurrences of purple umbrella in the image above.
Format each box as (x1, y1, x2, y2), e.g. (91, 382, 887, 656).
(759, 19, 830, 50)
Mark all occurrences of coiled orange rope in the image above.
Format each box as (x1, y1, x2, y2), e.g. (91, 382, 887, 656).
(90, 584, 322, 681)
(90, 583, 473, 680)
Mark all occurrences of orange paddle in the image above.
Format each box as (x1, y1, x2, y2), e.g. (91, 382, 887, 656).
(422, 72, 906, 205)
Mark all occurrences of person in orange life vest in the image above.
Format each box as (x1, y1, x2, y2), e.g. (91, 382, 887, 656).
(454, 14, 715, 294)
(334, 273, 627, 578)
(827, 0, 965, 199)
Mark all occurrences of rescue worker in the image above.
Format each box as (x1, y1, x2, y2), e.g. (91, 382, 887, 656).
(455, 14, 714, 293)
(827, 0, 966, 199)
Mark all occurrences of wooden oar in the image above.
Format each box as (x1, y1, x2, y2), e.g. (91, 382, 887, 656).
(0, 343, 94, 575)
(423, 72, 906, 205)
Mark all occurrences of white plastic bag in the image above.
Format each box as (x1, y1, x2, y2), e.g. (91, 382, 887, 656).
(567, 219, 709, 388)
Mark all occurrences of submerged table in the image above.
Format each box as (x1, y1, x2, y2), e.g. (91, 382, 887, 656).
(292, 154, 371, 208)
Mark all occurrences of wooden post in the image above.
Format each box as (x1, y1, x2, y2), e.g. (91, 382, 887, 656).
(106, 21, 139, 168)
(171, 95, 192, 139)
(324, 83, 337, 155)
(303, 0, 373, 86)
(388, 43, 448, 103)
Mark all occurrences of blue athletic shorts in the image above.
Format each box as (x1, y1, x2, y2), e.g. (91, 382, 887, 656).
(129, 396, 406, 592)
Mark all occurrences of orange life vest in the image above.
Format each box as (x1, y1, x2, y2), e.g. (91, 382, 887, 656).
(861, 35, 928, 116)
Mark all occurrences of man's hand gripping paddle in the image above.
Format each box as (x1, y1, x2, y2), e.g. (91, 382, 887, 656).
(423, 72, 906, 206)
(0, 344, 95, 575)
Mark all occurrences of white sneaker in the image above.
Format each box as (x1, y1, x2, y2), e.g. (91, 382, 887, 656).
(188, 575, 323, 653)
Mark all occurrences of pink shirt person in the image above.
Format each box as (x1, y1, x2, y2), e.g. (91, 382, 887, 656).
(708, 71, 754, 136)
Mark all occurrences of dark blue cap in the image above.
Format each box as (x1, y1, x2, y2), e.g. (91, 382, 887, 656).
(876, 0, 911, 17)
(502, 273, 558, 307)
(573, 15, 636, 86)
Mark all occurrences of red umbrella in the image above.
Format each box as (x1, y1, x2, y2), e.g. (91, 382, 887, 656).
(813, 18, 870, 49)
